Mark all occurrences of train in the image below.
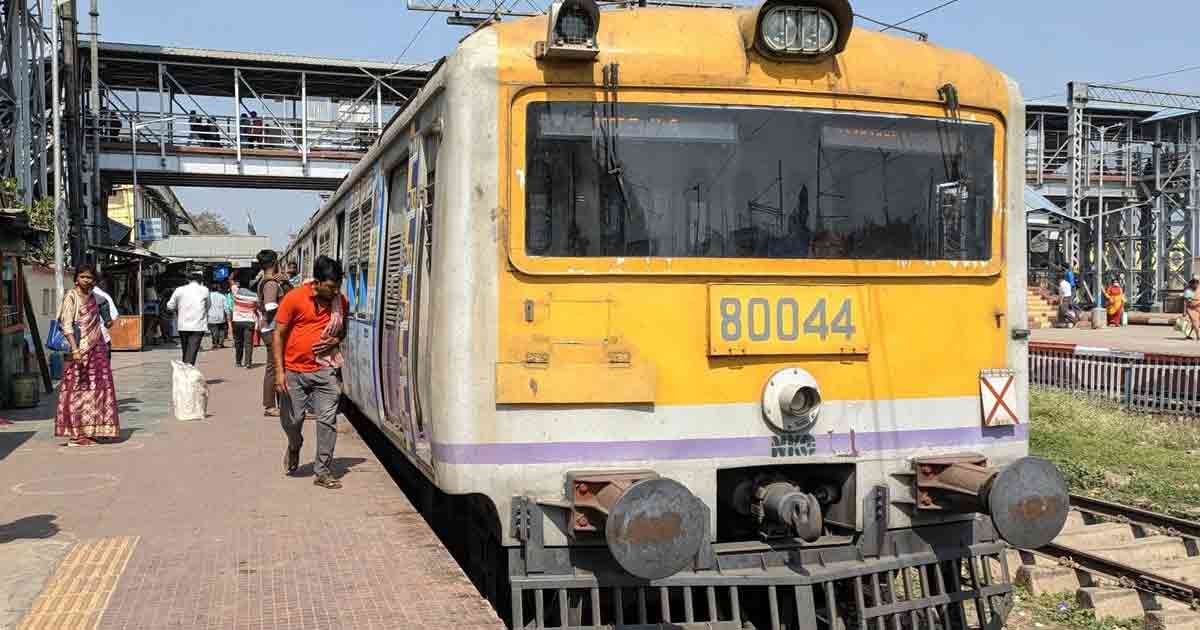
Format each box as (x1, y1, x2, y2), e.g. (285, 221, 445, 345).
(284, 0, 1070, 627)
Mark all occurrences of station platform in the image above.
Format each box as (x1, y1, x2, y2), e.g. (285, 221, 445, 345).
(1031, 323, 1200, 357)
(0, 346, 503, 630)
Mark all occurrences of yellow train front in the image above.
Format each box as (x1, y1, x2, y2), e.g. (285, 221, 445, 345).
(297, 0, 1071, 627)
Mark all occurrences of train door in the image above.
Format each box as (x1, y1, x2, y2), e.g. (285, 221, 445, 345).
(341, 181, 383, 424)
(411, 134, 438, 465)
(379, 160, 419, 453)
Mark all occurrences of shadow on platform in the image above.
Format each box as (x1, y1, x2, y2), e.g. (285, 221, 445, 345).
(0, 431, 37, 460)
(292, 456, 367, 478)
(0, 514, 60, 544)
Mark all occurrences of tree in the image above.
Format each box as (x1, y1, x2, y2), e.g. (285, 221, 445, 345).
(191, 211, 231, 235)
(2, 177, 63, 266)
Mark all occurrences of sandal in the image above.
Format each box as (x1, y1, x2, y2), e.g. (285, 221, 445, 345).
(67, 437, 97, 447)
(264, 408, 280, 417)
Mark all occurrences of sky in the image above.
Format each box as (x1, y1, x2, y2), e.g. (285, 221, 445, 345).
(95, 0, 1200, 248)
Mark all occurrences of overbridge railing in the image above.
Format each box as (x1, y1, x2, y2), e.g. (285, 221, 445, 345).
(1029, 342, 1200, 415)
(85, 111, 380, 154)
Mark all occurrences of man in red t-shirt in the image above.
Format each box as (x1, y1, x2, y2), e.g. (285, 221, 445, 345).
(274, 255, 349, 489)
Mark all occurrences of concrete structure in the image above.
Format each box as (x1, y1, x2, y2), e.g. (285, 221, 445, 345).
(0, 346, 504, 630)
(1026, 85, 1200, 312)
(146, 234, 271, 267)
(107, 184, 195, 240)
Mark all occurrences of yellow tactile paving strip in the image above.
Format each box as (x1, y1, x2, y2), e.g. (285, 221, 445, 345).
(16, 537, 139, 630)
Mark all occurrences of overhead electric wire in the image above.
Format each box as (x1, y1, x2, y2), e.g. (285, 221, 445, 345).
(879, 0, 963, 32)
(853, 12, 929, 40)
(385, 5, 440, 72)
(1033, 65, 1200, 101)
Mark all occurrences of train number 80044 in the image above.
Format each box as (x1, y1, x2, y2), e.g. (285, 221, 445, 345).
(707, 285, 870, 356)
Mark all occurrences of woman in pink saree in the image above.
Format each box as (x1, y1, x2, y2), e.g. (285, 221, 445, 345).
(56, 265, 121, 446)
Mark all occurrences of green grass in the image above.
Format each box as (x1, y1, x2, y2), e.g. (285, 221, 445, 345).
(1030, 388, 1200, 517)
(1018, 587, 1140, 630)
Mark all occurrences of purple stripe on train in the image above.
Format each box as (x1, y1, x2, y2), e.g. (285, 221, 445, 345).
(430, 424, 1029, 464)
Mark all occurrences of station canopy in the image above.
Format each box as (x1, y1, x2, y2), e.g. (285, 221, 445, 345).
(92, 41, 434, 101)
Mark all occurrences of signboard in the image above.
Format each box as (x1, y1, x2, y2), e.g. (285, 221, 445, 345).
(979, 369, 1019, 426)
(537, 110, 738, 143)
(821, 124, 945, 155)
(135, 218, 165, 242)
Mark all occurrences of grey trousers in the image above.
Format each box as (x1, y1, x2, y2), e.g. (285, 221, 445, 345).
(279, 368, 340, 477)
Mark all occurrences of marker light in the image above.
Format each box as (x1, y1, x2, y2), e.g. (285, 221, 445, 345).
(536, 0, 601, 62)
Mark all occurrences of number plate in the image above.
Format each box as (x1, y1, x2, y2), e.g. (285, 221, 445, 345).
(708, 285, 870, 356)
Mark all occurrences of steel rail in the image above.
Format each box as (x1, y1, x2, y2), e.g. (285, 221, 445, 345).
(1034, 543, 1200, 604)
(1025, 494, 1200, 605)
(1069, 494, 1200, 541)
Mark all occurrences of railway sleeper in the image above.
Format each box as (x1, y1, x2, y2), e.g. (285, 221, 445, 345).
(1010, 508, 1200, 629)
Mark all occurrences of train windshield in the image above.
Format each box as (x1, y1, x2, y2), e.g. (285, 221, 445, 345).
(524, 102, 995, 260)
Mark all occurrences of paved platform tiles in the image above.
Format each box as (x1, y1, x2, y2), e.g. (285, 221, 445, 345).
(0, 345, 502, 630)
(1032, 324, 1200, 357)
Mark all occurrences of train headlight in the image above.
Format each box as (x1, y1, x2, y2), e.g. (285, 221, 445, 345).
(761, 6, 837, 54)
(536, 0, 600, 62)
(763, 368, 821, 432)
(747, 0, 853, 61)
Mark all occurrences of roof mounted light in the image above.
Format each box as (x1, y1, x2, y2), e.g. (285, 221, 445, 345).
(749, 0, 853, 61)
(535, 0, 601, 62)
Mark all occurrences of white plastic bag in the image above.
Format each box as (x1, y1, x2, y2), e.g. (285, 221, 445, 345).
(171, 360, 208, 421)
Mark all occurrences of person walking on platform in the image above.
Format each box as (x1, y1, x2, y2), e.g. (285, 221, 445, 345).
(275, 255, 347, 489)
(1057, 273, 1077, 327)
(287, 261, 301, 287)
(55, 265, 121, 447)
(167, 272, 211, 365)
(208, 283, 229, 348)
(256, 250, 292, 417)
(1104, 280, 1126, 327)
(92, 278, 119, 352)
(230, 278, 259, 368)
(1184, 278, 1200, 342)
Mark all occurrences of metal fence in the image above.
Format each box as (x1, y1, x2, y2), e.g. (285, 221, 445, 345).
(1030, 343, 1200, 415)
(86, 111, 380, 154)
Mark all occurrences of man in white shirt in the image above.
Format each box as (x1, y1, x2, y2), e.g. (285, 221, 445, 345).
(167, 273, 211, 365)
(92, 284, 119, 343)
(1057, 273, 1076, 327)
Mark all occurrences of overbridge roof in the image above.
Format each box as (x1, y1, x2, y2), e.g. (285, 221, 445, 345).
(93, 41, 433, 100)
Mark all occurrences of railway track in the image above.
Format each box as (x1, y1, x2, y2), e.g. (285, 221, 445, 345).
(1013, 494, 1200, 630)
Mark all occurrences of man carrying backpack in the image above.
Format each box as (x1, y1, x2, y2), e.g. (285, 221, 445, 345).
(256, 249, 292, 417)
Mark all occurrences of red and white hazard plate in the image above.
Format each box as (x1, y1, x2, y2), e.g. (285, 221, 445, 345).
(979, 369, 1019, 427)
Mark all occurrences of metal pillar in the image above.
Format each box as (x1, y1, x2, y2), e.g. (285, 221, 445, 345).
(1092, 127, 1107, 327)
(1153, 125, 1164, 309)
(375, 79, 383, 132)
(157, 62, 165, 161)
(9, 0, 32, 207)
(50, 0, 65, 303)
(301, 71, 308, 169)
(233, 68, 241, 163)
(1067, 82, 1087, 274)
